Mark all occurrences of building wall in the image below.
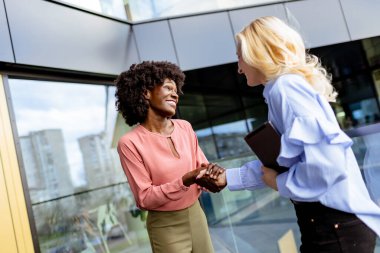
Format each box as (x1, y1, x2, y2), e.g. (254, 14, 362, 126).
(2, 0, 380, 74)
(2, 0, 139, 75)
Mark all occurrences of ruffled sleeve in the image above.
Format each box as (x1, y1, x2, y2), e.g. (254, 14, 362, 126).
(276, 116, 353, 202)
(278, 116, 353, 168)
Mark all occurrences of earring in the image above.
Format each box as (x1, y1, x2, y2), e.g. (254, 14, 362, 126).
(238, 68, 243, 74)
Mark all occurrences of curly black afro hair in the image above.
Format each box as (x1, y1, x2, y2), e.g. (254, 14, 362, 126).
(115, 61, 185, 126)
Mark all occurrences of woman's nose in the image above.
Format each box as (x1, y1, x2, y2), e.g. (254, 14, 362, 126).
(171, 90, 179, 97)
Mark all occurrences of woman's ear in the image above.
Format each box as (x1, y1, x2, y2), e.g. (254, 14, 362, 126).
(143, 90, 151, 100)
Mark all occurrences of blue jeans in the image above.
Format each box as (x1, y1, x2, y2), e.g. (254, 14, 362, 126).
(292, 201, 376, 253)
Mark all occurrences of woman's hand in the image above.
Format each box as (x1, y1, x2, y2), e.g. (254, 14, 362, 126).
(205, 163, 225, 180)
(195, 163, 227, 192)
(182, 166, 207, 187)
(261, 166, 279, 191)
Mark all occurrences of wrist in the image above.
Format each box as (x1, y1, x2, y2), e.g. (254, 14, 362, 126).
(182, 175, 193, 187)
(221, 172, 227, 188)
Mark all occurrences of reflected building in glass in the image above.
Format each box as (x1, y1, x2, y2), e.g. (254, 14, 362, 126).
(20, 129, 74, 203)
(79, 132, 119, 189)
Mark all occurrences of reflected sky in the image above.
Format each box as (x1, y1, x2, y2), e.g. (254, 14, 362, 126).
(58, 0, 288, 22)
(9, 79, 117, 187)
(129, 0, 286, 21)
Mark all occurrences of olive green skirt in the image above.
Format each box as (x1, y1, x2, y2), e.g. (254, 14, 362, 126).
(146, 201, 214, 253)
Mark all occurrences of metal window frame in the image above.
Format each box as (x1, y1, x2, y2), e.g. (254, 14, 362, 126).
(0, 70, 115, 253)
(0, 74, 35, 253)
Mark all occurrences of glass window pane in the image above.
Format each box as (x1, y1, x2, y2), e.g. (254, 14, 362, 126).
(53, 0, 297, 22)
(178, 93, 208, 126)
(204, 94, 242, 118)
(58, 0, 128, 20)
(211, 116, 250, 159)
(196, 124, 219, 161)
(128, 0, 296, 22)
(311, 41, 380, 129)
(9, 79, 151, 253)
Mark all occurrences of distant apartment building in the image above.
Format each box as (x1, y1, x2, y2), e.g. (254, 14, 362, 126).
(79, 132, 122, 189)
(19, 129, 74, 203)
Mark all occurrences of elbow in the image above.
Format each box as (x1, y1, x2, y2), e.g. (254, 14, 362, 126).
(325, 163, 348, 187)
(133, 188, 152, 210)
(333, 171, 347, 184)
(137, 192, 163, 210)
(137, 194, 154, 210)
(137, 200, 150, 210)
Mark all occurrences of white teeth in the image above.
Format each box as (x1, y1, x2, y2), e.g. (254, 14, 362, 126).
(167, 101, 176, 106)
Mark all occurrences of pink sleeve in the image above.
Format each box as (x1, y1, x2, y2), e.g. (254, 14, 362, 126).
(117, 142, 190, 210)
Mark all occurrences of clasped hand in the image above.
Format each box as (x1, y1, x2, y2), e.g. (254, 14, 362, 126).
(195, 163, 227, 193)
(182, 163, 226, 193)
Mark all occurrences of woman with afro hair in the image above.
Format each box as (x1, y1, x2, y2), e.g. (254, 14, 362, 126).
(115, 61, 216, 253)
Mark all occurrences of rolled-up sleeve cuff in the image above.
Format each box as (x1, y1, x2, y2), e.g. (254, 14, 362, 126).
(226, 167, 245, 191)
(176, 178, 190, 191)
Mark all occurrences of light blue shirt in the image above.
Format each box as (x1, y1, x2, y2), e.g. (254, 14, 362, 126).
(226, 74, 380, 236)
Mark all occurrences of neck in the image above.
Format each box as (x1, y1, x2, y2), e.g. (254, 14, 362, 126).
(141, 113, 173, 135)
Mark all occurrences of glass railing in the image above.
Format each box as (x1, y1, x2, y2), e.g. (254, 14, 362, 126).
(32, 183, 150, 253)
(201, 123, 380, 253)
(347, 123, 380, 206)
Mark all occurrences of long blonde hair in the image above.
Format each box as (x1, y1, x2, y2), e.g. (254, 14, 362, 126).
(236, 16, 337, 102)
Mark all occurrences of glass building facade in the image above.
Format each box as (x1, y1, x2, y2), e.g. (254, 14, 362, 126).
(53, 0, 294, 22)
(1, 0, 380, 253)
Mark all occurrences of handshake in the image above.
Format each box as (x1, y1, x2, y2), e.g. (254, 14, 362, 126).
(183, 163, 227, 193)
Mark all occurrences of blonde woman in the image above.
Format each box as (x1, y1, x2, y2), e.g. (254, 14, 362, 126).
(201, 16, 380, 253)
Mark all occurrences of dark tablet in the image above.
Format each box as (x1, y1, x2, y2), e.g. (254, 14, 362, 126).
(244, 121, 288, 173)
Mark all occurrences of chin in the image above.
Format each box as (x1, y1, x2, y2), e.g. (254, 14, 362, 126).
(247, 81, 260, 87)
(167, 110, 176, 117)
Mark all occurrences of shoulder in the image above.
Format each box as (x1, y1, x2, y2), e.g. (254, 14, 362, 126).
(267, 74, 322, 118)
(117, 126, 143, 151)
(173, 119, 193, 131)
(268, 74, 318, 108)
(270, 74, 316, 98)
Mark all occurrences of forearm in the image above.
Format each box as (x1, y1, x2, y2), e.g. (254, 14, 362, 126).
(136, 178, 190, 209)
(277, 142, 348, 201)
(226, 160, 266, 191)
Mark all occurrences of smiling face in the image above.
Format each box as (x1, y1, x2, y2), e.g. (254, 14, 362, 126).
(145, 78, 179, 118)
(237, 48, 266, 87)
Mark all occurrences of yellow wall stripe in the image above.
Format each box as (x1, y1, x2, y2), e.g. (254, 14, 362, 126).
(0, 75, 34, 253)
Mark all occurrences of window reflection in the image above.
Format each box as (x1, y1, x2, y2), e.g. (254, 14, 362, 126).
(211, 119, 250, 159)
(196, 126, 218, 161)
(127, 0, 290, 22)
(9, 79, 150, 253)
(55, 0, 293, 22)
(58, 0, 127, 20)
(310, 39, 380, 129)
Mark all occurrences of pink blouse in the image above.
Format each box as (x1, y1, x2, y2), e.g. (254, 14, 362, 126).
(117, 119, 208, 211)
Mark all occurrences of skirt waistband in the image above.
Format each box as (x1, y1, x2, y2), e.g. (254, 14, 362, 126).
(291, 200, 356, 219)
